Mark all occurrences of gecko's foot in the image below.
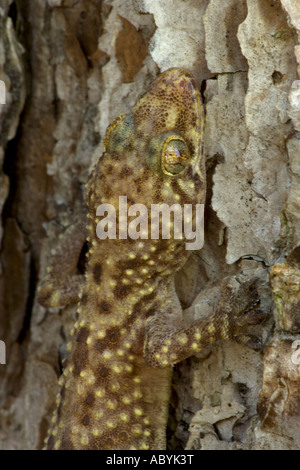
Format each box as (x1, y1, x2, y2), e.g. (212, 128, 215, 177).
(220, 277, 268, 350)
(234, 333, 262, 351)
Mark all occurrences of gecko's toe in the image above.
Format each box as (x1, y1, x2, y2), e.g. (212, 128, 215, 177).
(234, 333, 262, 350)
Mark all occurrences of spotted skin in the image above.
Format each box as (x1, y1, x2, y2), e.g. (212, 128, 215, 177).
(38, 68, 264, 450)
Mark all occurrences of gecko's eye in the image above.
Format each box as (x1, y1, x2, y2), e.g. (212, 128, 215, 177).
(146, 132, 191, 177)
(162, 137, 190, 176)
(104, 113, 134, 153)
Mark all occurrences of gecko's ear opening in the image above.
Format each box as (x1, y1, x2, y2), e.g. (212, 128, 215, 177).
(146, 132, 191, 177)
(103, 113, 134, 153)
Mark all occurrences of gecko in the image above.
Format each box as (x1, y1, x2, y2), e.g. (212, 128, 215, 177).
(38, 68, 265, 450)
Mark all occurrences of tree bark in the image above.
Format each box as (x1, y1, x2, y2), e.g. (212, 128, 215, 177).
(0, 0, 300, 450)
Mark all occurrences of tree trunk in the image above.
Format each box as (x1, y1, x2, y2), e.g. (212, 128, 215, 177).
(0, 0, 300, 450)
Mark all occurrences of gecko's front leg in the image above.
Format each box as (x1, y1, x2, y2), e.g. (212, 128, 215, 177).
(144, 277, 266, 369)
(38, 216, 87, 308)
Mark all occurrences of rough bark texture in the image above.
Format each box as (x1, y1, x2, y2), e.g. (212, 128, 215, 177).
(0, 0, 300, 450)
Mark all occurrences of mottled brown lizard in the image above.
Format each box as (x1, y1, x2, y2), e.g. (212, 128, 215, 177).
(38, 68, 265, 450)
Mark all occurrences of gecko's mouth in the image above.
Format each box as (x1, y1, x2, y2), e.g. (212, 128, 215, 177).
(178, 73, 198, 94)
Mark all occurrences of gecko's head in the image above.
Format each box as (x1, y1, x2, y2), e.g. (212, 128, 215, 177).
(99, 68, 205, 208)
(132, 68, 204, 189)
(86, 69, 205, 275)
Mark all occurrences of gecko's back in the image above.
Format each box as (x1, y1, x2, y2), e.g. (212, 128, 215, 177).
(42, 68, 205, 450)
